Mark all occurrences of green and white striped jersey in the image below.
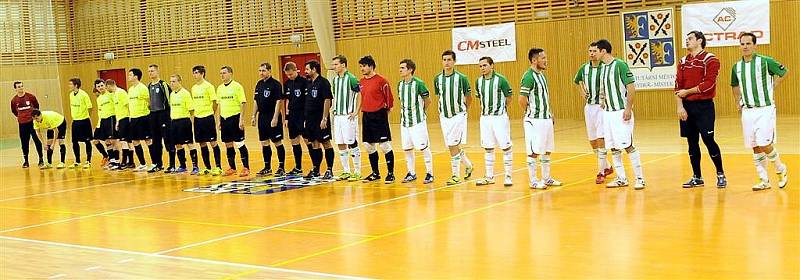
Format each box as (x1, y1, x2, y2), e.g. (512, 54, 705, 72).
(332, 70, 360, 115)
(520, 68, 552, 119)
(599, 58, 635, 112)
(433, 70, 471, 118)
(475, 71, 512, 116)
(398, 76, 430, 127)
(730, 53, 787, 108)
(574, 61, 603, 105)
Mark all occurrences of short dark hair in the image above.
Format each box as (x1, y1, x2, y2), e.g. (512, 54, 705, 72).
(69, 77, 81, 88)
(130, 68, 143, 80)
(359, 55, 376, 69)
(104, 79, 116, 86)
(148, 64, 158, 69)
(221, 66, 233, 73)
(333, 55, 347, 66)
(283, 62, 297, 71)
(687, 30, 707, 48)
(528, 48, 544, 62)
(400, 59, 416, 74)
(94, 78, 105, 87)
(589, 41, 598, 47)
(595, 39, 612, 53)
(442, 50, 456, 61)
(305, 60, 321, 73)
(13, 81, 22, 89)
(32, 109, 42, 117)
(260, 63, 272, 70)
(192, 65, 206, 77)
(739, 32, 757, 45)
(479, 56, 494, 65)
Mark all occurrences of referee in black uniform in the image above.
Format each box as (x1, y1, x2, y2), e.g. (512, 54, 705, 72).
(251, 62, 287, 176)
(283, 62, 308, 176)
(303, 60, 335, 180)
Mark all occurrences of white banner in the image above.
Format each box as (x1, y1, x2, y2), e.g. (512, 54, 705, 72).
(681, 0, 770, 47)
(452, 22, 516, 65)
(621, 7, 678, 90)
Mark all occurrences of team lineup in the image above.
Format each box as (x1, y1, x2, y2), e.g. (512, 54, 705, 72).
(10, 31, 789, 191)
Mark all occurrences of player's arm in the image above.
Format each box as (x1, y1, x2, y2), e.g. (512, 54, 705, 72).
(462, 75, 472, 110)
(767, 58, 788, 88)
(624, 83, 636, 121)
(501, 78, 513, 109)
(732, 86, 742, 112)
(774, 69, 788, 88)
(272, 98, 283, 128)
(350, 77, 361, 120)
(321, 98, 331, 129)
(11, 100, 18, 117)
(251, 93, 259, 127)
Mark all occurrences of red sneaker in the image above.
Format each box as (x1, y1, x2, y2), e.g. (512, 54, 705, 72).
(224, 168, 237, 176)
(239, 168, 250, 177)
(595, 172, 606, 184)
(603, 167, 614, 176)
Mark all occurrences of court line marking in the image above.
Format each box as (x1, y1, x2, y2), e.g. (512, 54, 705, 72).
(152, 153, 592, 255)
(266, 153, 681, 268)
(0, 236, 370, 280)
(0, 174, 171, 202)
(4, 174, 122, 191)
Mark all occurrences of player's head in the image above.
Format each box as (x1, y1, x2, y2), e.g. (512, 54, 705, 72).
(305, 60, 321, 78)
(68, 77, 81, 90)
(588, 42, 600, 61)
(147, 64, 159, 79)
(478, 56, 494, 76)
(686, 30, 706, 50)
(220, 66, 233, 82)
(595, 39, 612, 57)
(191, 65, 206, 81)
(128, 68, 142, 82)
(32, 109, 42, 122)
(259, 63, 272, 80)
(399, 58, 416, 78)
(441, 50, 456, 70)
(359, 55, 376, 76)
(332, 55, 347, 74)
(528, 48, 547, 70)
(169, 74, 182, 89)
(739, 32, 757, 57)
(13, 81, 23, 94)
(105, 79, 117, 91)
(283, 62, 298, 79)
(93, 78, 106, 94)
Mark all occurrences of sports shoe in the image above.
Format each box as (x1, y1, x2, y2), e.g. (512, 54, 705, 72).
(682, 176, 704, 188)
(716, 173, 727, 188)
(476, 176, 495, 186)
(175, 167, 187, 173)
(304, 170, 320, 180)
(37, 161, 45, 169)
(223, 168, 237, 176)
(82, 162, 91, 169)
(543, 178, 563, 186)
(322, 169, 334, 180)
(634, 178, 646, 190)
(100, 157, 109, 166)
(384, 173, 395, 184)
(239, 168, 250, 177)
(604, 167, 614, 176)
(606, 178, 629, 188)
(135, 165, 148, 172)
(22, 162, 29, 168)
(68, 163, 80, 169)
(595, 172, 607, 184)
(503, 175, 513, 187)
(777, 164, 788, 189)
(164, 167, 176, 174)
(337, 172, 351, 181)
(752, 179, 771, 191)
(274, 168, 286, 177)
(257, 167, 272, 176)
(287, 168, 303, 176)
(530, 180, 547, 190)
(446, 175, 462, 185)
(423, 173, 434, 184)
(362, 172, 381, 182)
(198, 168, 210, 175)
(402, 172, 417, 183)
(40, 163, 53, 169)
(348, 173, 362, 181)
(116, 164, 128, 171)
(464, 166, 474, 179)
(210, 167, 223, 176)
(190, 166, 200, 175)
(148, 166, 163, 173)
(56, 162, 66, 169)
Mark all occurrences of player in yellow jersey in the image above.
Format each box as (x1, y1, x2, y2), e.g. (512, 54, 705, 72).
(190, 65, 223, 176)
(67, 77, 95, 169)
(90, 79, 113, 168)
(217, 66, 250, 177)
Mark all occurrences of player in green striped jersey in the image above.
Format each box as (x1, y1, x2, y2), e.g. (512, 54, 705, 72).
(331, 55, 362, 181)
(434, 50, 474, 185)
(596, 39, 645, 190)
(398, 59, 434, 184)
(731, 32, 789, 190)
(475, 56, 513, 187)
(574, 42, 613, 184)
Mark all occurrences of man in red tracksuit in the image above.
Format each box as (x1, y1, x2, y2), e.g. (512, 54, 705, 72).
(674, 30, 726, 188)
(358, 55, 396, 183)
(10, 81, 44, 168)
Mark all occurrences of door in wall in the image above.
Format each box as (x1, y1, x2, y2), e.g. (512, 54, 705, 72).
(98, 68, 128, 90)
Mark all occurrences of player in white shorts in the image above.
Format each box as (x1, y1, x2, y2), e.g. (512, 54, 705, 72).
(596, 39, 646, 190)
(434, 50, 474, 185)
(474, 56, 514, 187)
(574, 42, 613, 184)
(331, 55, 363, 181)
(731, 32, 789, 191)
(398, 59, 434, 184)
(520, 48, 563, 190)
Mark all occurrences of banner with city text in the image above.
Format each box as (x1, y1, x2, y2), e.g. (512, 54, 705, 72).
(621, 7, 677, 90)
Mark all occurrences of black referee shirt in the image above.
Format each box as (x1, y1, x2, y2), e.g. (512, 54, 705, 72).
(304, 75, 333, 120)
(284, 76, 308, 116)
(254, 77, 284, 119)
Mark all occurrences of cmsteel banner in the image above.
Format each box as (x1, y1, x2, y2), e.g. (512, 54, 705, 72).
(681, 0, 770, 47)
(452, 22, 516, 65)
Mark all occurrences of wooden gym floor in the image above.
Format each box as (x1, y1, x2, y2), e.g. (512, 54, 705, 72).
(0, 117, 797, 279)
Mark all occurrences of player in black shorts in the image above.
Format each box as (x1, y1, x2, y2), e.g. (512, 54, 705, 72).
(282, 62, 308, 176)
(146, 64, 173, 173)
(32, 110, 68, 168)
(251, 62, 287, 176)
(105, 79, 130, 170)
(91, 79, 115, 169)
(358, 55, 396, 183)
(167, 74, 198, 173)
(303, 60, 336, 179)
(127, 68, 153, 172)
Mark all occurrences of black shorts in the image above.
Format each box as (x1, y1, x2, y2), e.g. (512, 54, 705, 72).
(93, 116, 116, 140)
(680, 100, 716, 137)
(303, 116, 331, 142)
(149, 110, 170, 140)
(47, 121, 67, 140)
(116, 117, 130, 141)
(220, 114, 245, 143)
(258, 114, 284, 142)
(286, 113, 305, 139)
(362, 109, 391, 143)
(171, 118, 194, 145)
(71, 119, 92, 142)
(194, 115, 217, 143)
(129, 115, 152, 141)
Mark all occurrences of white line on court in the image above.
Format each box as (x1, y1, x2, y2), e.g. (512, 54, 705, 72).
(47, 274, 66, 279)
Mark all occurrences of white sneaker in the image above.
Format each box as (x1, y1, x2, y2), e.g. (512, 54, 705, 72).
(606, 178, 629, 188)
(752, 179, 771, 191)
(475, 176, 495, 186)
(530, 180, 547, 190)
(135, 165, 148, 172)
(776, 164, 788, 188)
(634, 178, 646, 190)
(543, 178, 563, 186)
(503, 175, 513, 187)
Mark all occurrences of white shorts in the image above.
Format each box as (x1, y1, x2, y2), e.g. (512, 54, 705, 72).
(602, 110, 634, 150)
(480, 115, 512, 150)
(334, 115, 358, 145)
(524, 117, 554, 155)
(401, 122, 430, 150)
(584, 104, 604, 140)
(742, 106, 776, 148)
(440, 112, 467, 146)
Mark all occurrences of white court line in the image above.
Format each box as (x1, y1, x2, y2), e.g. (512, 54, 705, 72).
(47, 273, 66, 279)
(0, 236, 371, 280)
(153, 152, 592, 255)
(0, 174, 171, 202)
(84, 266, 101, 271)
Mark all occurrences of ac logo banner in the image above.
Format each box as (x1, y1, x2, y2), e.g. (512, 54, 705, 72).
(452, 22, 516, 65)
(622, 8, 677, 90)
(681, 0, 770, 47)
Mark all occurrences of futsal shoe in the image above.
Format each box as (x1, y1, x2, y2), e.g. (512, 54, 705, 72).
(22, 161, 29, 168)
(362, 172, 381, 182)
(777, 164, 788, 188)
(239, 168, 250, 177)
(68, 163, 80, 169)
(504, 175, 513, 187)
(716, 173, 727, 188)
(322, 170, 334, 180)
(223, 168, 237, 176)
(595, 172, 607, 184)
(634, 178, 646, 190)
(384, 173, 395, 184)
(682, 176, 704, 188)
(190, 166, 200, 175)
(543, 178, 562, 186)
(287, 168, 303, 176)
(257, 167, 272, 176)
(604, 167, 614, 176)
(464, 166, 474, 179)
(55, 162, 66, 169)
(210, 167, 223, 176)
(348, 173, 362, 182)
(423, 173, 434, 184)
(446, 175, 462, 185)
(402, 172, 417, 183)
(164, 167, 176, 174)
(336, 172, 351, 181)
(274, 168, 286, 177)
(475, 176, 495, 186)
(82, 162, 91, 169)
(304, 170, 320, 180)
(752, 179, 771, 191)
(40, 163, 53, 169)
(174, 167, 187, 173)
(530, 180, 547, 190)
(606, 178, 629, 188)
